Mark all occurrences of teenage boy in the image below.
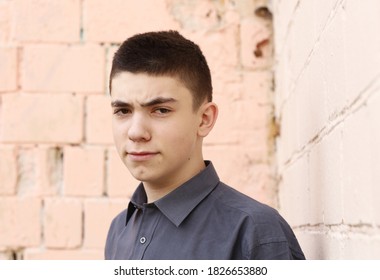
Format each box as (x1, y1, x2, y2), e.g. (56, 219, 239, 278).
(105, 30, 305, 260)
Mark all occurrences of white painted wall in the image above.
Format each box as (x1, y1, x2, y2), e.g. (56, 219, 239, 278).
(273, 0, 380, 259)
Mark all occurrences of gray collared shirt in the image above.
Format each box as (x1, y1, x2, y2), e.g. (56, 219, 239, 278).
(105, 161, 305, 260)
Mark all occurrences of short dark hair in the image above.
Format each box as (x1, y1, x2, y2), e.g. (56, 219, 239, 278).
(109, 30, 212, 109)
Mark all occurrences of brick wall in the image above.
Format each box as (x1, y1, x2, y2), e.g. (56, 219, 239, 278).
(274, 0, 380, 259)
(0, 0, 275, 259)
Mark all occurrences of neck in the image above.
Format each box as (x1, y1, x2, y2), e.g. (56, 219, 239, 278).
(143, 159, 206, 203)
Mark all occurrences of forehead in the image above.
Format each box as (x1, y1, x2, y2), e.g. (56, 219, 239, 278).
(111, 72, 191, 103)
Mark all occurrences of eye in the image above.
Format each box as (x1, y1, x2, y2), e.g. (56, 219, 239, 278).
(153, 108, 171, 115)
(113, 108, 131, 116)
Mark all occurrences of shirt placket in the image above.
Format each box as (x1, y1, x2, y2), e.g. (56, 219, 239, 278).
(135, 204, 161, 259)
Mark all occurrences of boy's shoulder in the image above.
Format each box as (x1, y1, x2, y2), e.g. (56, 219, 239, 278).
(208, 182, 305, 259)
(210, 182, 281, 221)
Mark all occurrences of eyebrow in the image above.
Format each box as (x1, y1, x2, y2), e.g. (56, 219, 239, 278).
(140, 97, 177, 107)
(111, 97, 177, 108)
(111, 100, 129, 108)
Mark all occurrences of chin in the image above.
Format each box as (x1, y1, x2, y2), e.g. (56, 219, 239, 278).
(128, 167, 153, 182)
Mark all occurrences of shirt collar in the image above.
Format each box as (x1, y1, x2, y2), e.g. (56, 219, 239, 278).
(127, 161, 220, 227)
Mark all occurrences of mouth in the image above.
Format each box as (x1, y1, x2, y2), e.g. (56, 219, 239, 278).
(127, 151, 159, 161)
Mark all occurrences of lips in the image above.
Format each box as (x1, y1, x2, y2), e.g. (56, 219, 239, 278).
(127, 151, 159, 161)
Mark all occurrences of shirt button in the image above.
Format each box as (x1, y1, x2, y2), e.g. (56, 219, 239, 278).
(139, 237, 146, 244)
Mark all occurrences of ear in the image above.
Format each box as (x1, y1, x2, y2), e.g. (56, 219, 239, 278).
(197, 102, 218, 137)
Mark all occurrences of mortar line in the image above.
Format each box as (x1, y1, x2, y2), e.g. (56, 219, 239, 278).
(293, 223, 380, 235)
(279, 72, 380, 172)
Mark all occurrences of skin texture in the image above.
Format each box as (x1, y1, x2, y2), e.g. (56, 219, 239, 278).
(111, 72, 218, 202)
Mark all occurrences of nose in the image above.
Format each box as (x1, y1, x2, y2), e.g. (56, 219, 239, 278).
(127, 113, 151, 142)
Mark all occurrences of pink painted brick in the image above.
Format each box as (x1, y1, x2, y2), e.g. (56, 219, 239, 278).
(187, 27, 239, 80)
(106, 148, 139, 198)
(0, 250, 12, 260)
(241, 163, 276, 208)
(15, 147, 37, 197)
(203, 145, 275, 207)
(0, 94, 83, 143)
(44, 198, 82, 248)
(86, 95, 113, 144)
(16, 146, 62, 197)
(231, 99, 271, 131)
(0, 146, 17, 195)
(206, 91, 271, 147)
(21, 44, 105, 93)
(106, 46, 119, 95)
(24, 248, 103, 260)
(0, 47, 18, 92)
(12, 0, 80, 43)
(84, 0, 180, 43)
(63, 146, 104, 197)
(168, 0, 227, 31)
(242, 71, 273, 104)
(84, 199, 126, 249)
(0, 198, 41, 247)
(35, 146, 62, 196)
(204, 126, 269, 164)
(240, 17, 273, 69)
(0, 1, 11, 42)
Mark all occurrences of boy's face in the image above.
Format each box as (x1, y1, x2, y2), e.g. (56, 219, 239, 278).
(110, 72, 205, 190)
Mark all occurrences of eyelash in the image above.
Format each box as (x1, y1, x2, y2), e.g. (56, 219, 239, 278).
(153, 108, 171, 114)
(113, 108, 130, 116)
(113, 108, 172, 116)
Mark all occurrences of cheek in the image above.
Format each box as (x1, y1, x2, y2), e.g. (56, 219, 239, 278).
(162, 123, 198, 151)
(112, 123, 125, 149)
(161, 119, 196, 139)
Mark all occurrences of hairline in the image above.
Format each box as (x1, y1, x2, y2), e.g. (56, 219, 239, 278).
(109, 70, 207, 111)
